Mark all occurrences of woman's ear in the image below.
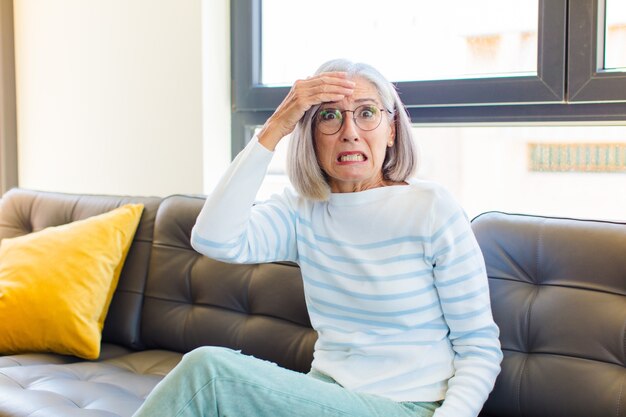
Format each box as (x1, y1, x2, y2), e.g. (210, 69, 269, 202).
(388, 117, 396, 144)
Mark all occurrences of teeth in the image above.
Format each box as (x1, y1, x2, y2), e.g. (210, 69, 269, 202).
(339, 154, 364, 162)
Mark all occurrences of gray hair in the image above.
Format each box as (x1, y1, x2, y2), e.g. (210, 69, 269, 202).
(286, 59, 417, 201)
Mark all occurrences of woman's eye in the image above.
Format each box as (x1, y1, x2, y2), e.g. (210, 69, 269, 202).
(359, 107, 376, 119)
(320, 110, 340, 121)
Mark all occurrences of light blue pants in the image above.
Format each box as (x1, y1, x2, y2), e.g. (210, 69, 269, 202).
(133, 346, 440, 417)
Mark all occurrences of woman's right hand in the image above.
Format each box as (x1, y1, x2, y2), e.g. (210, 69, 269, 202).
(257, 72, 355, 151)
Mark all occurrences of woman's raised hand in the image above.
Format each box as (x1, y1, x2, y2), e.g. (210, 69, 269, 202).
(257, 72, 355, 151)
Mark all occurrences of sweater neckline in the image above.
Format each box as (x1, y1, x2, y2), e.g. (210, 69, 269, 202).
(328, 180, 413, 206)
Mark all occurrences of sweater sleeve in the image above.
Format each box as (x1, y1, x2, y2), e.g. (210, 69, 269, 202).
(190, 136, 298, 264)
(429, 189, 502, 417)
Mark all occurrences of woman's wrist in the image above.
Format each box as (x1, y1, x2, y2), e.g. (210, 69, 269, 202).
(257, 119, 285, 151)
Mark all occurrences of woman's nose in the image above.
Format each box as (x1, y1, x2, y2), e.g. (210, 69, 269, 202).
(341, 115, 359, 141)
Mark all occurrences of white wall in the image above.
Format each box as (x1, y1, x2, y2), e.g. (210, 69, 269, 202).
(201, 0, 230, 194)
(13, 0, 231, 197)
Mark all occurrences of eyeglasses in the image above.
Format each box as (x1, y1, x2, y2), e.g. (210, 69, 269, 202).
(314, 105, 391, 135)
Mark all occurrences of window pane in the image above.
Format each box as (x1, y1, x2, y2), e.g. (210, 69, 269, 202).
(261, 0, 538, 85)
(255, 125, 626, 222)
(416, 125, 626, 220)
(604, 0, 626, 70)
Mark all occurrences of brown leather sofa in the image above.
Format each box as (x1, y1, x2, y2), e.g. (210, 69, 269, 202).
(0, 188, 623, 417)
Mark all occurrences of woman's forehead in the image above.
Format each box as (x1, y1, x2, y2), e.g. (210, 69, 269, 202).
(327, 77, 382, 107)
(351, 76, 379, 96)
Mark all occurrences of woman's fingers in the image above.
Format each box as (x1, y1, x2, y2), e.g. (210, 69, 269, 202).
(286, 73, 354, 115)
(301, 73, 356, 104)
(280, 73, 354, 121)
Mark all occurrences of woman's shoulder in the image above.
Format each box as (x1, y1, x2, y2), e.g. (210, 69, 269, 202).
(405, 178, 456, 202)
(404, 179, 466, 218)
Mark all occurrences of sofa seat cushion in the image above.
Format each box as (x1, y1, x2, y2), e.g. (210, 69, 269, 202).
(0, 344, 135, 369)
(0, 350, 182, 417)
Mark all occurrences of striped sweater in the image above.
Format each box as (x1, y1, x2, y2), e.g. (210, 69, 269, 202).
(191, 136, 502, 417)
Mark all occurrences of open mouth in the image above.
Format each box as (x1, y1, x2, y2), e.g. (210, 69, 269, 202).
(337, 152, 367, 162)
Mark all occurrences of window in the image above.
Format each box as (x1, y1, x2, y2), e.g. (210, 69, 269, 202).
(233, 0, 626, 220)
(568, 0, 626, 102)
(413, 124, 626, 220)
(261, 0, 538, 85)
(604, 0, 626, 70)
(232, 0, 626, 152)
(254, 124, 626, 221)
(232, 0, 566, 115)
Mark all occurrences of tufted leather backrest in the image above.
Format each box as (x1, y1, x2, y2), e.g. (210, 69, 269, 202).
(3, 189, 623, 416)
(0, 188, 162, 350)
(472, 212, 626, 417)
(140, 195, 317, 373)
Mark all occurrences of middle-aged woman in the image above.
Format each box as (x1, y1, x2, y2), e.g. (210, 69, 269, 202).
(133, 59, 502, 417)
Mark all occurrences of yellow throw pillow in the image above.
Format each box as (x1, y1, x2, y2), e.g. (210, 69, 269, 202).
(0, 204, 144, 359)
